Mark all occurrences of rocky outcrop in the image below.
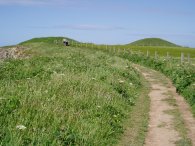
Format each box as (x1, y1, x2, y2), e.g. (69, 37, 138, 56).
(0, 46, 27, 59)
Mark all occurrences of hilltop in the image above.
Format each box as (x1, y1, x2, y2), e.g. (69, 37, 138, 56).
(129, 38, 179, 47)
(19, 37, 180, 47)
(19, 37, 78, 45)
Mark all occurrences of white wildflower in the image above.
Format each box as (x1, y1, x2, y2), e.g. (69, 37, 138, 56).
(16, 125, 26, 130)
(119, 80, 124, 83)
(0, 97, 6, 100)
(59, 73, 65, 76)
(129, 83, 133, 86)
(97, 105, 101, 108)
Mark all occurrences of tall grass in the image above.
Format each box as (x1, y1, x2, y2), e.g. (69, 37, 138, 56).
(0, 43, 142, 145)
(74, 41, 195, 116)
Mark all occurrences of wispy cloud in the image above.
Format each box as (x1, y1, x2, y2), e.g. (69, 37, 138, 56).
(32, 24, 126, 31)
(142, 7, 193, 16)
(54, 24, 125, 31)
(0, 0, 77, 6)
(126, 32, 195, 38)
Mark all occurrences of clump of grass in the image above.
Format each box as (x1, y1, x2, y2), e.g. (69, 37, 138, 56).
(164, 109, 192, 146)
(162, 94, 192, 146)
(162, 97, 178, 107)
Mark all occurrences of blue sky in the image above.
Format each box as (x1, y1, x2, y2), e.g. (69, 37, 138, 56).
(0, 0, 195, 47)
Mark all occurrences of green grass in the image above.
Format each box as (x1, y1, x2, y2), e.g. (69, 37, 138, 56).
(0, 39, 146, 145)
(2, 36, 194, 145)
(19, 37, 79, 45)
(72, 43, 195, 58)
(116, 77, 150, 146)
(123, 46, 195, 58)
(19, 37, 195, 58)
(93, 45, 195, 116)
(162, 97, 178, 107)
(128, 38, 179, 47)
(22, 37, 195, 116)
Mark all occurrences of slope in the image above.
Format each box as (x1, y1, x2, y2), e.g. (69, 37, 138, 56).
(129, 38, 179, 47)
(0, 37, 149, 145)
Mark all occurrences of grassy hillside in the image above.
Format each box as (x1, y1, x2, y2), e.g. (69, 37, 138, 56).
(94, 46, 195, 116)
(20, 37, 78, 45)
(129, 38, 179, 47)
(0, 37, 149, 145)
(76, 44, 195, 58)
(70, 39, 195, 116)
(68, 39, 195, 58)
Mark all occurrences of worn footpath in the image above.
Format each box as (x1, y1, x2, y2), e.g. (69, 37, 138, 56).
(135, 65, 195, 146)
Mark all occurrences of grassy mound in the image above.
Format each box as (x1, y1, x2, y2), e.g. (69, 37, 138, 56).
(129, 38, 179, 47)
(19, 37, 78, 45)
(0, 38, 146, 145)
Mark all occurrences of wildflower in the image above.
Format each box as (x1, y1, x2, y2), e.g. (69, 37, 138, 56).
(53, 71, 57, 74)
(119, 80, 124, 83)
(97, 105, 101, 108)
(16, 125, 26, 130)
(113, 115, 117, 118)
(59, 73, 65, 76)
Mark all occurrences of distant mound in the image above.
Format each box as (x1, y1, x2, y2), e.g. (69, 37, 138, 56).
(19, 37, 78, 45)
(129, 38, 179, 47)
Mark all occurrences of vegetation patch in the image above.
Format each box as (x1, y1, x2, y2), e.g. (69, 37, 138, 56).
(0, 38, 144, 145)
(162, 97, 178, 107)
(116, 76, 150, 146)
(164, 109, 192, 146)
(129, 38, 179, 47)
(119, 53, 195, 116)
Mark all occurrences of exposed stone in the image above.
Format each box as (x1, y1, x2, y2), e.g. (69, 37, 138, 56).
(0, 46, 27, 60)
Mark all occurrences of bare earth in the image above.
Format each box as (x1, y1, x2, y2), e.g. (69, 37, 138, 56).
(135, 65, 195, 146)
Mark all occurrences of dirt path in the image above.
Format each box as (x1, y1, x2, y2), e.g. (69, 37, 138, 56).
(135, 65, 195, 146)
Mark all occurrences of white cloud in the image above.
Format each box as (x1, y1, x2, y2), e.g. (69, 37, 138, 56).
(31, 24, 125, 31)
(0, 0, 76, 6)
(126, 33, 195, 38)
(54, 24, 125, 31)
